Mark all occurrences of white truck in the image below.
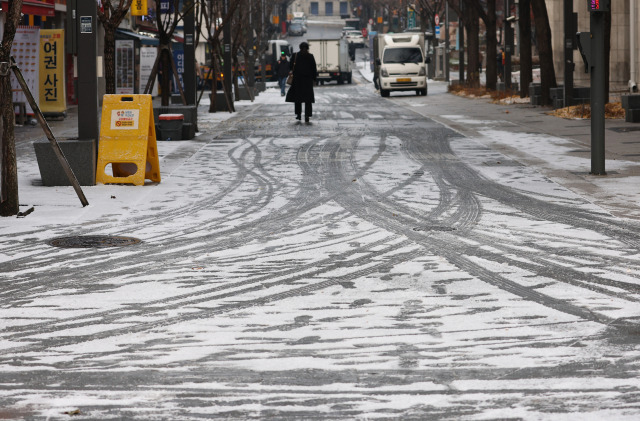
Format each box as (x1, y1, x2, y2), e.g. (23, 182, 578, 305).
(308, 38, 352, 85)
(374, 33, 430, 97)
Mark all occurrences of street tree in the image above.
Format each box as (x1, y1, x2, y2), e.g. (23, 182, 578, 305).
(531, 0, 556, 105)
(475, 0, 498, 90)
(97, 0, 134, 94)
(0, 0, 22, 217)
(447, 0, 480, 87)
(518, 0, 532, 98)
(151, 0, 195, 106)
(231, 1, 246, 101)
(416, 0, 445, 48)
(198, 0, 241, 112)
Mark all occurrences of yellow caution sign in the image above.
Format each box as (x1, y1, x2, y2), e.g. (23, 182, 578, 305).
(96, 94, 161, 186)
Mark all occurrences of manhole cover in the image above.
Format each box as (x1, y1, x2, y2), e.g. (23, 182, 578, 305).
(413, 226, 456, 232)
(47, 235, 142, 248)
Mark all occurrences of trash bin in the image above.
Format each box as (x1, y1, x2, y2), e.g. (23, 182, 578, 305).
(158, 114, 184, 140)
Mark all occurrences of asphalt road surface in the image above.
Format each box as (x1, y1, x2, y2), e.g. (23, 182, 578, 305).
(2, 21, 640, 421)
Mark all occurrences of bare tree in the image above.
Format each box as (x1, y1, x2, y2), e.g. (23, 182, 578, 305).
(97, 0, 134, 94)
(475, 0, 498, 90)
(531, 0, 556, 105)
(518, 0, 532, 98)
(0, 0, 23, 216)
(199, 0, 241, 112)
(416, 0, 445, 47)
(148, 0, 196, 106)
(448, 0, 480, 87)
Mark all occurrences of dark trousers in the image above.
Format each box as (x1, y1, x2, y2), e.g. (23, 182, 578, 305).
(295, 102, 312, 117)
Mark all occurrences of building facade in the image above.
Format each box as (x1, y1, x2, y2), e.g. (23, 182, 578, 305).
(289, 1, 352, 18)
(548, 0, 638, 94)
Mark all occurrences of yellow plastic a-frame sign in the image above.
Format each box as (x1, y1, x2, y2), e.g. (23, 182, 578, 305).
(96, 94, 161, 186)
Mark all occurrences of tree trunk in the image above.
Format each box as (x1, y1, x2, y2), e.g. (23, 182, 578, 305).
(484, 1, 498, 90)
(465, 0, 480, 88)
(160, 47, 172, 106)
(0, 0, 22, 217)
(209, 40, 218, 113)
(518, 0, 532, 98)
(104, 26, 116, 94)
(531, 0, 557, 105)
(449, 0, 480, 87)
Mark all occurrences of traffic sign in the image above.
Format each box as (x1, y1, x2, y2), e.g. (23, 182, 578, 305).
(435, 14, 439, 26)
(435, 25, 440, 37)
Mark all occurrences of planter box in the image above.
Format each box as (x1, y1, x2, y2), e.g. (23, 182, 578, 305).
(622, 94, 640, 110)
(626, 108, 640, 123)
(238, 86, 255, 101)
(211, 92, 233, 112)
(34, 138, 96, 186)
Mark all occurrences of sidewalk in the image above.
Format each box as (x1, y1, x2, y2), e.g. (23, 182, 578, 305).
(11, 76, 640, 222)
(408, 81, 640, 221)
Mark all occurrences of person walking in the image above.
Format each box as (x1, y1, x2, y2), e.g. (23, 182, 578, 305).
(275, 52, 290, 96)
(285, 42, 318, 123)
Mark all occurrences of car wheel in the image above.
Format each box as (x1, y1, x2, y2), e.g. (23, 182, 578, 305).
(380, 89, 390, 97)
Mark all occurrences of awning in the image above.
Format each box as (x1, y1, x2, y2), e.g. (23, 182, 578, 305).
(0, 0, 55, 17)
(116, 29, 159, 46)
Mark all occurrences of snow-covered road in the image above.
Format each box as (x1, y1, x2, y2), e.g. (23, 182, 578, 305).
(1, 77, 640, 420)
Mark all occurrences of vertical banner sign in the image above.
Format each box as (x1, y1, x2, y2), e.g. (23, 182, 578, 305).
(131, 0, 148, 16)
(39, 29, 67, 114)
(11, 26, 40, 116)
(172, 49, 185, 94)
(140, 47, 158, 96)
(115, 40, 135, 94)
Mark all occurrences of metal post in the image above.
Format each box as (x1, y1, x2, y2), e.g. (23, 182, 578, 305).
(247, 1, 255, 88)
(590, 8, 606, 175)
(563, 0, 575, 107)
(459, 1, 464, 83)
(183, 0, 196, 105)
(445, 1, 450, 82)
(76, 0, 98, 142)
(223, 0, 233, 110)
(504, 0, 512, 89)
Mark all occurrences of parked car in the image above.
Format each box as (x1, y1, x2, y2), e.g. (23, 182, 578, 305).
(345, 30, 365, 48)
(289, 22, 304, 36)
(341, 26, 356, 36)
(292, 17, 307, 34)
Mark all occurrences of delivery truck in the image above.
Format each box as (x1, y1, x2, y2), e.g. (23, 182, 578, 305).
(308, 38, 352, 85)
(373, 33, 430, 97)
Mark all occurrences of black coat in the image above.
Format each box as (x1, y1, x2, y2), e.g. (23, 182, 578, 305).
(285, 52, 317, 104)
(275, 58, 290, 78)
